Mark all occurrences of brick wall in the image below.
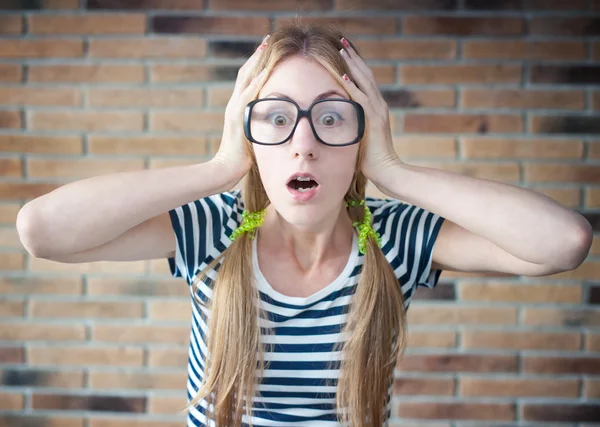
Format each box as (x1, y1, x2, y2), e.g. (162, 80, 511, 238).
(1, 0, 600, 425)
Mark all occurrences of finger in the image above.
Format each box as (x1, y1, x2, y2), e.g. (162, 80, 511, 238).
(234, 35, 270, 93)
(240, 68, 269, 104)
(341, 73, 371, 113)
(341, 38, 376, 83)
(340, 49, 382, 108)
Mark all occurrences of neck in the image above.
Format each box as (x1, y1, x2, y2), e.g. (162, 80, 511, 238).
(261, 203, 354, 273)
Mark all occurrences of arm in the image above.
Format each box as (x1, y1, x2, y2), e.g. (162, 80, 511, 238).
(16, 159, 243, 259)
(374, 161, 593, 273)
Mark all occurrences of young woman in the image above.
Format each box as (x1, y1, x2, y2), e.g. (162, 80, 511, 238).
(17, 25, 592, 427)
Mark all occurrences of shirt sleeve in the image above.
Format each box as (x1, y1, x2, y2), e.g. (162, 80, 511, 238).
(167, 190, 244, 284)
(370, 197, 446, 291)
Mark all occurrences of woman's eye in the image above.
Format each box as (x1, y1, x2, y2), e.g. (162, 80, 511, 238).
(270, 114, 288, 125)
(319, 113, 340, 126)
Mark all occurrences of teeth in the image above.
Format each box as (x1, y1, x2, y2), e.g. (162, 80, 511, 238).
(297, 187, 314, 192)
(295, 176, 312, 181)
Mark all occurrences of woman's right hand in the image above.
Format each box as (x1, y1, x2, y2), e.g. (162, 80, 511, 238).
(212, 35, 270, 179)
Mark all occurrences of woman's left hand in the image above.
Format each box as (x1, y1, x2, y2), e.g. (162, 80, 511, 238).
(339, 38, 403, 183)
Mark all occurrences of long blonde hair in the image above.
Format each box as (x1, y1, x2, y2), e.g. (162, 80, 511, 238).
(183, 23, 408, 427)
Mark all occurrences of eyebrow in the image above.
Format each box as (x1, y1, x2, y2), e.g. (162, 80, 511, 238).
(264, 90, 348, 102)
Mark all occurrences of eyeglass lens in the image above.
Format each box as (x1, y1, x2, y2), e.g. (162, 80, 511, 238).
(249, 99, 359, 145)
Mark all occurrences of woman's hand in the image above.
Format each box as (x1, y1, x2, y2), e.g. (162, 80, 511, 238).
(212, 35, 270, 180)
(338, 38, 403, 183)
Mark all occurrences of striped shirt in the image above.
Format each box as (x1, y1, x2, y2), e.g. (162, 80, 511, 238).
(167, 190, 445, 426)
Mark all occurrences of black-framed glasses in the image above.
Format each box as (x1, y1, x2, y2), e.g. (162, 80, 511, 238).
(243, 98, 365, 147)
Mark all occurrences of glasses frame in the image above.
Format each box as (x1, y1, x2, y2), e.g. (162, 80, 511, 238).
(243, 97, 365, 147)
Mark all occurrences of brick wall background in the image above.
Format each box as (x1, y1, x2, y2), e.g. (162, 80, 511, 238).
(1, 0, 600, 426)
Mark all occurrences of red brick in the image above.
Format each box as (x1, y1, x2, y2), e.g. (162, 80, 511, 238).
(408, 305, 516, 325)
(0, 134, 82, 154)
(0, 300, 24, 317)
(0, 64, 22, 82)
(392, 136, 456, 158)
(29, 64, 145, 83)
(88, 88, 204, 108)
(147, 348, 188, 367)
(154, 16, 269, 36)
(92, 325, 189, 345)
(461, 138, 583, 160)
(584, 379, 600, 398)
(356, 39, 456, 60)
(87, 278, 187, 297)
(463, 40, 586, 61)
(89, 370, 186, 390)
(407, 330, 457, 348)
(525, 163, 600, 183)
(523, 308, 600, 327)
(384, 89, 456, 109)
(530, 17, 600, 36)
(0, 392, 24, 410)
(0, 277, 82, 295)
(0, 157, 21, 177)
(530, 115, 600, 134)
(210, 0, 330, 10)
(88, 0, 205, 8)
(148, 300, 190, 322)
(524, 0, 588, 9)
(0, 368, 84, 388)
(0, 323, 85, 341)
(148, 395, 187, 414)
(462, 330, 581, 351)
(399, 353, 518, 373)
(27, 158, 144, 179)
(0, 416, 83, 427)
(28, 111, 144, 131)
(89, 135, 208, 156)
(460, 377, 580, 397)
(30, 300, 144, 319)
(150, 64, 235, 83)
(42, 0, 80, 7)
(28, 346, 144, 367)
(274, 16, 397, 35)
(335, 0, 455, 9)
(396, 401, 515, 420)
(0, 347, 23, 364)
(402, 64, 521, 84)
(150, 111, 224, 132)
(394, 376, 454, 396)
(32, 393, 145, 412)
(29, 14, 146, 34)
(460, 282, 582, 304)
(89, 419, 182, 427)
(533, 186, 584, 208)
(398, 161, 521, 183)
(589, 141, 600, 159)
(89, 38, 207, 58)
(403, 113, 523, 133)
(403, 16, 523, 35)
(588, 333, 600, 351)
(0, 16, 23, 34)
(588, 189, 600, 208)
(30, 257, 145, 274)
(0, 39, 83, 58)
(0, 111, 22, 129)
(0, 182, 60, 201)
(523, 356, 600, 374)
(0, 204, 20, 224)
(462, 89, 585, 110)
(0, 86, 81, 107)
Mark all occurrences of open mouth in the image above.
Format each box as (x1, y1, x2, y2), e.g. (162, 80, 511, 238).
(287, 176, 319, 192)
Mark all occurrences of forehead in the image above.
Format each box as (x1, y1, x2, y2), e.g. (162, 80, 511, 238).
(258, 56, 347, 108)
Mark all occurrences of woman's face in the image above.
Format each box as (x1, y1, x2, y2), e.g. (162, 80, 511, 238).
(253, 55, 360, 230)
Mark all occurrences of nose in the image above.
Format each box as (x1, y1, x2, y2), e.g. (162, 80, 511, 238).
(290, 116, 319, 159)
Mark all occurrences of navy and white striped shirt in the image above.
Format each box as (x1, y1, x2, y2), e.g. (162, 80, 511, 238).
(167, 190, 445, 426)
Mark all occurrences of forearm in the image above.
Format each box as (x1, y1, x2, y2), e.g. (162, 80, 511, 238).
(17, 159, 242, 257)
(373, 161, 592, 266)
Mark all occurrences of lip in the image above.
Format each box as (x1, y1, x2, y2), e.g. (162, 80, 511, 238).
(286, 172, 320, 186)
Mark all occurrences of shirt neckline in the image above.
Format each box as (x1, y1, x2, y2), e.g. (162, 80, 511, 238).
(252, 229, 359, 305)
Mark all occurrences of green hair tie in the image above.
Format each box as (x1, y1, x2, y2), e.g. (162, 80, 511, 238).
(230, 208, 266, 241)
(345, 199, 382, 255)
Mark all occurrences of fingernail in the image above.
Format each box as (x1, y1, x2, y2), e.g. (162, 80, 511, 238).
(339, 48, 347, 57)
(342, 73, 350, 82)
(341, 37, 349, 48)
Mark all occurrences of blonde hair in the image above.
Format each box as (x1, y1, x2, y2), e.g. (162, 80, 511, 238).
(183, 23, 408, 427)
